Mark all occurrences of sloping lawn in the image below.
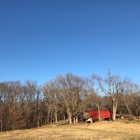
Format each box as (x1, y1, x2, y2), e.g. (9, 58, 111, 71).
(0, 121, 140, 140)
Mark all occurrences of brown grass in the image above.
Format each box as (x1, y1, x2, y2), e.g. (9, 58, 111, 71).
(0, 120, 140, 140)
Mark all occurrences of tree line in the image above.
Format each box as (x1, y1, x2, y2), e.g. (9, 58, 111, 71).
(0, 72, 140, 131)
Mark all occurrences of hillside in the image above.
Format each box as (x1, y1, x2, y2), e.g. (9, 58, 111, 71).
(0, 121, 140, 140)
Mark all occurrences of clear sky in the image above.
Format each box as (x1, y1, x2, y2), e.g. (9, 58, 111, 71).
(0, 0, 140, 85)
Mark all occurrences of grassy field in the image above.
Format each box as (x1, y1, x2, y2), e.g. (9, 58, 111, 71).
(0, 120, 140, 140)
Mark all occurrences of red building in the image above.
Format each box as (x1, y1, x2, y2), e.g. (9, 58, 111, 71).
(87, 109, 112, 121)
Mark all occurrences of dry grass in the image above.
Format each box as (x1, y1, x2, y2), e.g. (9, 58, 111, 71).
(0, 120, 140, 140)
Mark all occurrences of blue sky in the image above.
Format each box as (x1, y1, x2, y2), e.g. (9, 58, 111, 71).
(0, 0, 140, 85)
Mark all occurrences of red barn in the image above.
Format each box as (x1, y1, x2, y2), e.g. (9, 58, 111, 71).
(87, 109, 112, 121)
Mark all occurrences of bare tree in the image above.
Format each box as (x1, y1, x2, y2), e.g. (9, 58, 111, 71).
(128, 83, 140, 114)
(84, 87, 102, 121)
(54, 73, 86, 124)
(43, 80, 60, 124)
(120, 78, 133, 118)
(92, 71, 125, 121)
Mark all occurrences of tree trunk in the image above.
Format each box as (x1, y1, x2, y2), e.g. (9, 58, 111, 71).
(37, 120, 40, 127)
(97, 105, 101, 121)
(68, 113, 72, 124)
(73, 117, 75, 124)
(67, 108, 72, 124)
(54, 109, 58, 123)
(50, 110, 53, 123)
(112, 100, 117, 121)
(47, 108, 51, 123)
(37, 112, 40, 127)
(75, 116, 78, 123)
